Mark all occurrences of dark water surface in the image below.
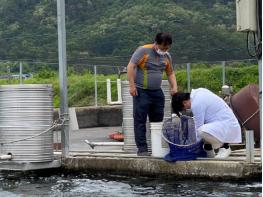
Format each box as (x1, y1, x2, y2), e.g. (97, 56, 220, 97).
(0, 170, 261, 197)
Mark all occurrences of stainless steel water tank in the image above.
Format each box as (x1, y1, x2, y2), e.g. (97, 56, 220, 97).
(121, 81, 137, 152)
(0, 84, 54, 162)
(121, 80, 171, 153)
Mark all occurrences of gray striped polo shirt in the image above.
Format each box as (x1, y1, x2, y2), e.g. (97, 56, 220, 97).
(130, 44, 174, 90)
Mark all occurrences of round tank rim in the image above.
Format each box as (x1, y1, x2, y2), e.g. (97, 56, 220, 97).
(0, 84, 52, 89)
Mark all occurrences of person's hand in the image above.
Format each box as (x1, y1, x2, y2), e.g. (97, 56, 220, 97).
(129, 84, 138, 96)
(170, 86, 177, 96)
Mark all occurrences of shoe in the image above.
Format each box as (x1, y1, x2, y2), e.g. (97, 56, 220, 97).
(137, 152, 151, 156)
(215, 147, 231, 159)
(205, 150, 216, 158)
(203, 144, 215, 158)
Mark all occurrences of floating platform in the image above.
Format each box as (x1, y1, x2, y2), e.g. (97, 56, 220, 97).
(62, 149, 261, 180)
(50, 126, 262, 180)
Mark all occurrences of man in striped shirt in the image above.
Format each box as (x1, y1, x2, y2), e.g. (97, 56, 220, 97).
(127, 32, 178, 156)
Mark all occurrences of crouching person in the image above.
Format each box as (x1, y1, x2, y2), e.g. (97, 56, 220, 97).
(172, 88, 241, 159)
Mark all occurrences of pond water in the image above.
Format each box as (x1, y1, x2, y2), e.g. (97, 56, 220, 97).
(0, 170, 261, 197)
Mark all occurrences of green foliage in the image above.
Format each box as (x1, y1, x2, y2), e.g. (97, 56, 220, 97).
(0, 0, 249, 64)
(0, 64, 257, 107)
(176, 65, 258, 93)
(35, 69, 57, 79)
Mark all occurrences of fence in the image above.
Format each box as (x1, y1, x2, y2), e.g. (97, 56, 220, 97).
(0, 59, 258, 107)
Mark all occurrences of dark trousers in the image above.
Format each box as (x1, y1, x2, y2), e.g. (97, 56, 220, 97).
(133, 88, 165, 153)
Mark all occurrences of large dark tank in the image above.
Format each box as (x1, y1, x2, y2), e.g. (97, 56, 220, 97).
(230, 84, 260, 146)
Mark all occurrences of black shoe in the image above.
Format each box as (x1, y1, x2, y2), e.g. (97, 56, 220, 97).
(137, 152, 151, 156)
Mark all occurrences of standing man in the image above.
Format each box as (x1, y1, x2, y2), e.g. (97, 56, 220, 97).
(127, 32, 177, 156)
(172, 88, 242, 159)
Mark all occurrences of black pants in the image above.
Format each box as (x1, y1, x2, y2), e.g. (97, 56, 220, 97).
(133, 88, 165, 153)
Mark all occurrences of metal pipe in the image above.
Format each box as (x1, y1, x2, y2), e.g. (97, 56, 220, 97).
(57, 0, 69, 157)
(0, 154, 12, 160)
(222, 61, 226, 86)
(85, 140, 124, 149)
(19, 62, 23, 84)
(94, 65, 98, 107)
(187, 63, 191, 92)
(7, 66, 11, 84)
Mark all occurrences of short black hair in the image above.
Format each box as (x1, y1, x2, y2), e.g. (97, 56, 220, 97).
(172, 92, 190, 117)
(155, 32, 172, 45)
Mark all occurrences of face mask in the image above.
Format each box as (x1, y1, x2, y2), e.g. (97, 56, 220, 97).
(156, 49, 168, 56)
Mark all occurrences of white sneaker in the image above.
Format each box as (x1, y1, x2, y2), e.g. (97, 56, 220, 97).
(215, 147, 231, 159)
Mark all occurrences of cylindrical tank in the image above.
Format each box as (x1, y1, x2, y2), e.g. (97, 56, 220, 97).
(121, 80, 171, 153)
(0, 84, 54, 162)
(121, 81, 138, 152)
(230, 84, 260, 145)
(161, 80, 172, 120)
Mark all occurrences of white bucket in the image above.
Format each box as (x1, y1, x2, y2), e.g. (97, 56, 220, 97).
(150, 122, 169, 158)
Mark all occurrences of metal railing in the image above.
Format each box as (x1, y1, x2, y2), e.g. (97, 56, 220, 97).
(0, 58, 258, 107)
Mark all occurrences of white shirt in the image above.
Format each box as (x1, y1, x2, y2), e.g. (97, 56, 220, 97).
(191, 88, 241, 143)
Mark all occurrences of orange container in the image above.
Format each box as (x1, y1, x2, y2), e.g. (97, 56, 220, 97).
(230, 84, 260, 146)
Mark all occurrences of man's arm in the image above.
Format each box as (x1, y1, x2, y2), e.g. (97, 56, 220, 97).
(127, 61, 138, 96)
(167, 72, 177, 95)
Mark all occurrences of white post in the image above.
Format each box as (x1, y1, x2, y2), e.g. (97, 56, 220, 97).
(106, 79, 112, 104)
(69, 107, 79, 131)
(117, 79, 122, 103)
(246, 130, 255, 163)
(94, 65, 98, 107)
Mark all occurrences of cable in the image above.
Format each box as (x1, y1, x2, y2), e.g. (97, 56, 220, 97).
(0, 119, 66, 145)
(0, 59, 58, 65)
(241, 109, 259, 127)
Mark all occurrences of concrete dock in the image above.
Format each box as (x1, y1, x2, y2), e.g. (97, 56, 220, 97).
(57, 126, 262, 180)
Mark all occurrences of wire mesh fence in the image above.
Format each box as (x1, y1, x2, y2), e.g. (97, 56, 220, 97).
(0, 58, 259, 107)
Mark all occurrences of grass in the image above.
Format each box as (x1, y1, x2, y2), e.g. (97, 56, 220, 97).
(0, 64, 258, 107)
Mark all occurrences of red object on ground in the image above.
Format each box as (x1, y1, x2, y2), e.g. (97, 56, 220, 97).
(109, 132, 124, 141)
(53, 143, 61, 150)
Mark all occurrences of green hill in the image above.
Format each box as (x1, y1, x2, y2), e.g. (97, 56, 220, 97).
(0, 0, 249, 66)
